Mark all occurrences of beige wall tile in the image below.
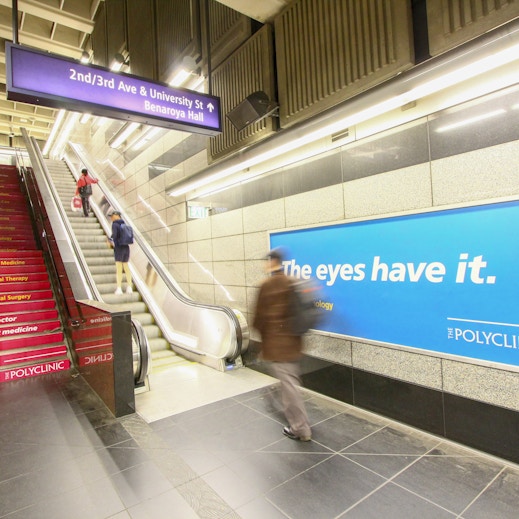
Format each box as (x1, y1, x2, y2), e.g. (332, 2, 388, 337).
(443, 360, 519, 411)
(352, 342, 443, 389)
(344, 164, 432, 219)
(285, 185, 344, 228)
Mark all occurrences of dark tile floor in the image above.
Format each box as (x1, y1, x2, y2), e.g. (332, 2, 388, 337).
(1, 372, 519, 519)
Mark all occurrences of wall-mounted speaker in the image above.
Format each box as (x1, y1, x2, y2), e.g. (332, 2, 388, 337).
(226, 91, 276, 131)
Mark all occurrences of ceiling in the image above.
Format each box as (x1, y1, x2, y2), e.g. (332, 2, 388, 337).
(0, 0, 101, 143)
(0, 0, 290, 146)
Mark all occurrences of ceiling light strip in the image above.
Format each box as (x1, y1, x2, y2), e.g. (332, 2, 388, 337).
(166, 19, 519, 198)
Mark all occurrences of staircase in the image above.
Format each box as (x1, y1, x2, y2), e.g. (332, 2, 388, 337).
(44, 159, 179, 370)
(0, 165, 70, 383)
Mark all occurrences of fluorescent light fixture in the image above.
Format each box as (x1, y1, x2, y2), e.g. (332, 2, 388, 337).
(111, 53, 129, 72)
(109, 122, 140, 148)
(42, 109, 66, 155)
(169, 56, 198, 87)
(170, 69, 190, 87)
(80, 51, 90, 64)
(52, 112, 80, 158)
(131, 126, 162, 150)
(168, 34, 519, 198)
(79, 113, 91, 124)
(435, 109, 506, 132)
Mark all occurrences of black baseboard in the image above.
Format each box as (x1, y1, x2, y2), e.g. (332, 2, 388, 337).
(444, 393, 519, 464)
(351, 368, 445, 436)
(246, 351, 519, 464)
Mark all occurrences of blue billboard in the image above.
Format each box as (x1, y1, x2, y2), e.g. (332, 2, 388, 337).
(270, 200, 519, 368)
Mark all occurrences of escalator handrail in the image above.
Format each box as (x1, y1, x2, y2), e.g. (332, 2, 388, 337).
(132, 318, 151, 385)
(67, 142, 247, 360)
(21, 130, 150, 384)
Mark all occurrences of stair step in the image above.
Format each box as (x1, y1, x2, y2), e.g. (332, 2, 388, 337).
(0, 250, 43, 260)
(0, 280, 51, 293)
(0, 319, 61, 338)
(0, 344, 67, 367)
(0, 273, 49, 283)
(0, 289, 54, 305)
(0, 299, 56, 313)
(0, 264, 47, 274)
(0, 213, 32, 223)
(0, 232, 35, 241)
(0, 331, 64, 350)
(0, 358, 70, 383)
(0, 240, 38, 250)
(149, 338, 172, 352)
(0, 309, 58, 325)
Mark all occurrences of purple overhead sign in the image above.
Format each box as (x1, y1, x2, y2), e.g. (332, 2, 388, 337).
(6, 43, 221, 136)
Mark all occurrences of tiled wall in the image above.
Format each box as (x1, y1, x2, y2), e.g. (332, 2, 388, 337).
(82, 84, 519, 419)
(196, 83, 519, 416)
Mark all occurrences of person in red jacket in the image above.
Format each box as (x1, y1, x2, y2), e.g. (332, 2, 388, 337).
(253, 247, 312, 442)
(75, 168, 98, 217)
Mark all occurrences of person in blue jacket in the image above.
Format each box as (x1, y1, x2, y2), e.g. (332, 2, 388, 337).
(107, 211, 133, 295)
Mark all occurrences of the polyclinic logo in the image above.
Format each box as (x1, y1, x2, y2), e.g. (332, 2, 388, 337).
(448, 327, 519, 349)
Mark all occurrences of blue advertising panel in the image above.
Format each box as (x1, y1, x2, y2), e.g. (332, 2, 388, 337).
(6, 43, 221, 136)
(270, 200, 519, 368)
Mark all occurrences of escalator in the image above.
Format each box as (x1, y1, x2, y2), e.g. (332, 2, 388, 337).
(45, 159, 181, 371)
(22, 132, 249, 383)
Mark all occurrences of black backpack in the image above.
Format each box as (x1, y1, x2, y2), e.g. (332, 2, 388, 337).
(79, 184, 92, 197)
(289, 278, 325, 335)
(118, 222, 134, 245)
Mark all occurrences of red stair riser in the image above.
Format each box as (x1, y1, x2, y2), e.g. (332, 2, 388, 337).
(0, 242, 38, 250)
(0, 197, 27, 203)
(0, 273, 48, 283)
(0, 208, 28, 215)
(0, 250, 43, 259)
(0, 237, 34, 246)
(0, 359, 70, 383)
(0, 320, 60, 337)
(0, 201, 26, 206)
(0, 234, 34, 241)
(0, 289, 54, 304)
(0, 281, 51, 293)
(0, 331, 63, 351)
(0, 216, 31, 223)
(0, 346, 67, 367)
(0, 309, 58, 325)
(0, 300, 56, 313)
(0, 261, 46, 271)
(0, 265, 47, 274)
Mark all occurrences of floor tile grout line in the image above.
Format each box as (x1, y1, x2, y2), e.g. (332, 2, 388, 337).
(335, 440, 453, 518)
(456, 466, 506, 518)
(301, 387, 519, 472)
(262, 452, 337, 495)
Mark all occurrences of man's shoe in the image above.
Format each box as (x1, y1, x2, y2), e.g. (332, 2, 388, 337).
(126, 286, 133, 294)
(283, 426, 311, 442)
(114, 287, 123, 295)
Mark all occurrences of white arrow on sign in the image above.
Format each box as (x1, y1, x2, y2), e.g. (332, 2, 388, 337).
(207, 103, 214, 112)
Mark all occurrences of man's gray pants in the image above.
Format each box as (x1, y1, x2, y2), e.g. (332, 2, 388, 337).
(270, 360, 311, 438)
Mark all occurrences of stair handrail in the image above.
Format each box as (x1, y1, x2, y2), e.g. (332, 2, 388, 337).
(21, 129, 151, 384)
